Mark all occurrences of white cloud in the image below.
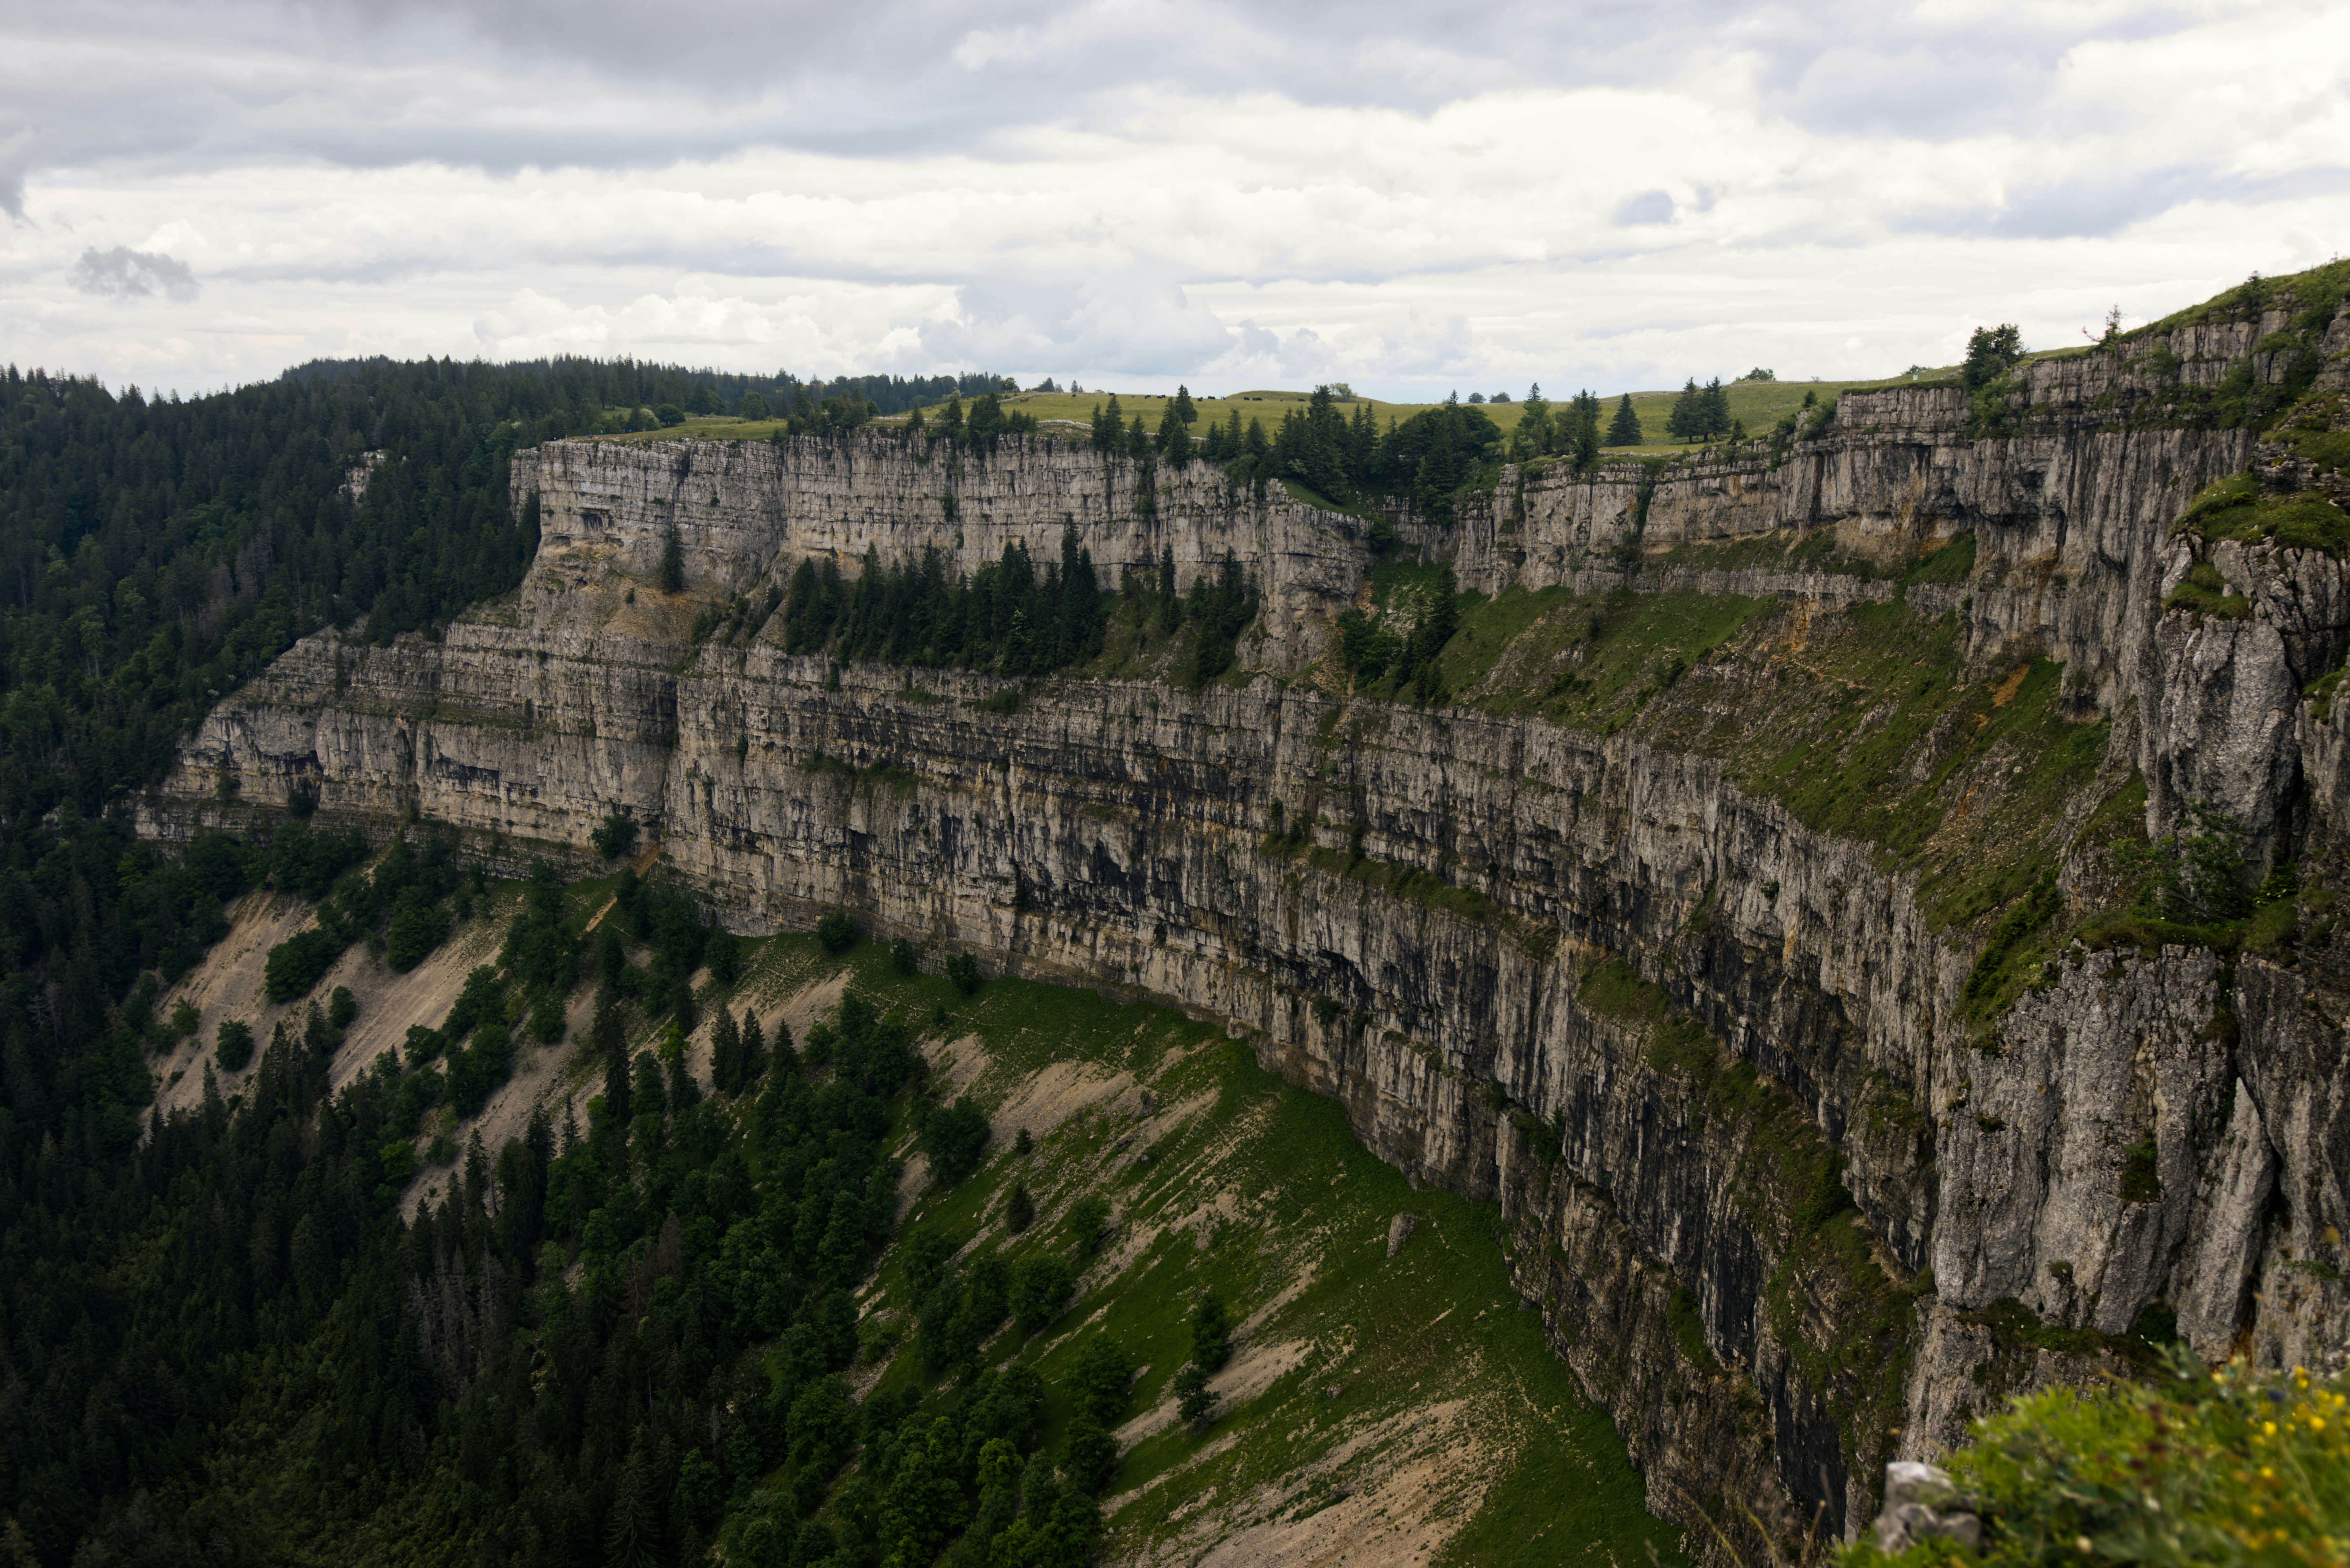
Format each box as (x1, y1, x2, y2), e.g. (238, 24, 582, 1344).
(0, 0, 2341, 396)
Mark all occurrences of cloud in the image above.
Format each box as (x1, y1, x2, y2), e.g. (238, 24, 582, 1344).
(0, 1, 2342, 398)
(1617, 190, 1677, 226)
(70, 246, 201, 301)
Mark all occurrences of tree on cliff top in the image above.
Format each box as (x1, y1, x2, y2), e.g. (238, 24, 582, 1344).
(1961, 324, 2025, 391)
(1607, 393, 1643, 447)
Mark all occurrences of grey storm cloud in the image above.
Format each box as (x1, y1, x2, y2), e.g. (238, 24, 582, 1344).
(71, 246, 202, 301)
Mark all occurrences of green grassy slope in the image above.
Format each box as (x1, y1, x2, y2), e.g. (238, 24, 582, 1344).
(711, 934, 1682, 1567)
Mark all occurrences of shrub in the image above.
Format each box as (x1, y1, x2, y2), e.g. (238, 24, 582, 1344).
(378, 1141, 416, 1185)
(704, 924, 745, 984)
(385, 887, 450, 971)
(1173, 1363, 1216, 1430)
(1005, 1182, 1035, 1233)
(263, 927, 347, 1002)
(1063, 1419, 1119, 1495)
(1065, 1195, 1112, 1253)
(169, 1001, 199, 1038)
(529, 992, 567, 1044)
(591, 813, 638, 860)
(816, 910, 857, 954)
(327, 986, 358, 1029)
(1190, 1291, 1231, 1373)
(215, 1019, 255, 1072)
(946, 952, 983, 994)
(890, 937, 920, 976)
(1064, 1337, 1135, 1427)
(921, 1096, 990, 1185)
(1010, 1253, 1074, 1335)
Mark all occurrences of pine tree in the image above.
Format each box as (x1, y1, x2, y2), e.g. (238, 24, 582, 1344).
(1157, 403, 1193, 467)
(1173, 385, 1196, 424)
(1127, 417, 1150, 461)
(1666, 379, 1700, 443)
(740, 1011, 767, 1087)
(1606, 393, 1643, 448)
(1573, 389, 1601, 471)
(1700, 377, 1731, 441)
(1511, 384, 1552, 461)
(710, 1008, 741, 1094)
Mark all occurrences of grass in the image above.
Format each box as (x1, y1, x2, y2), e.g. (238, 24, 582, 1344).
(890, 371, 1970, 455)
(2180, 482, 2350, 557)
(710, 933, 1682, 1566)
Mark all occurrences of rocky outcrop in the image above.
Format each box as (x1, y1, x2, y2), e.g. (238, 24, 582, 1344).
(143, 301, 2350, 1556)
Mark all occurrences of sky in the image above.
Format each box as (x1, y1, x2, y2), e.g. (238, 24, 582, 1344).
(1, 0, 2346, 402)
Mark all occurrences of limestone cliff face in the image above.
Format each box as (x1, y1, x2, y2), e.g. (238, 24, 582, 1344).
(146, 313, 2350, 1554)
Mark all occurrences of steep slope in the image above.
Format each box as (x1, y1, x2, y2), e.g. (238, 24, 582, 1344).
(142, 266, 2350, 1555)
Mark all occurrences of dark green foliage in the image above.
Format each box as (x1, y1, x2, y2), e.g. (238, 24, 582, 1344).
(1962, 323, 2026, 392)
(1191, 1289, 1232, 1372)
(1005, 1181, 1034, 1233)
(704, 923, 745, 984)
(1009, 1251, 1073, 1335)
(1206, 385, 1502, 521)
(1065, 1193, 1112, 1252)
(922, 1095, 991, 1186)
(327, 984, 358, 1028)
(2119, 1135, 2164, 1204)
(816, 909, 857, 953)
(1606, 393, 1643, 447)
(263, 924, 348, 1001)
(1064, 1336, 1135, 1428)
(1181, 550, 1259, 687)
(384, 885, 449, 970)
(1666, 376, 1733, 443)
(776, 529, 1104, 678)
(943, 952, 982, 996)
(592, 812, 640, 859)
(890, 936, 920, 976)
(214, 1017, 255, 1071)
(1173, 1363, 1216, 1429)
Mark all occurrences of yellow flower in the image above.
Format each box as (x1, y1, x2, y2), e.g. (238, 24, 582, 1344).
(2263, 1467, 2276, 1479)
(2316, 1417, 2329, 1432)
(2267, 1422, 2280, 1436)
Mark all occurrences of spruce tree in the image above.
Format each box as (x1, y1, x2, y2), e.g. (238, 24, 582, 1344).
(1666, 379, 1699, 443)
(1607, 393, 1643, 448)
(1173, 385, 1196, 424)
(1573, 389, 1601, 471)
(1157, 403, 1194, 467)
(1700, 377, 1731, 441)
(740, 1011, 767, 1087)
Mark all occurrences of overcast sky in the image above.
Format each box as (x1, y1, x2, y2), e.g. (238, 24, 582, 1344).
(2, 0, 2345, 401)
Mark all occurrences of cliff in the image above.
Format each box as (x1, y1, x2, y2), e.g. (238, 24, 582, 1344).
(142, 275, 2350, 1556)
